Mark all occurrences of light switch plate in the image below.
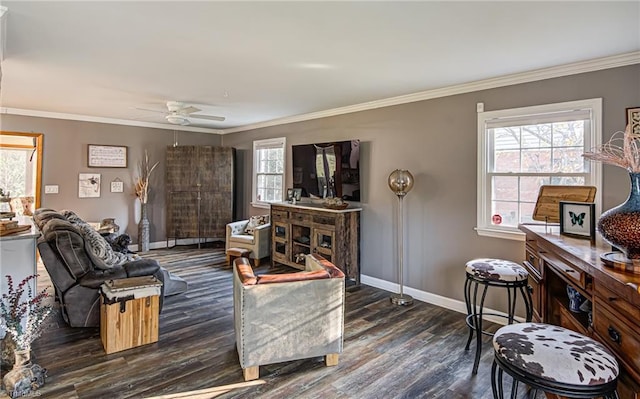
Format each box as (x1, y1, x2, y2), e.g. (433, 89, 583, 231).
(45, 185, 59, 194)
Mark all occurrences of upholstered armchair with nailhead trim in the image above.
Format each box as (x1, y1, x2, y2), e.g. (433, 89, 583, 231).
(233, 254, 345, 381)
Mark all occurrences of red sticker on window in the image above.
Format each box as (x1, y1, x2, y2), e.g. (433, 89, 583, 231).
(492, 214, 502, 225)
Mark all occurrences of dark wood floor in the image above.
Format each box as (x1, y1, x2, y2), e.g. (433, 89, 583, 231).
(10, 245, 539, 399)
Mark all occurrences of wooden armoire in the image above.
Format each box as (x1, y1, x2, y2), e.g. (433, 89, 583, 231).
(166, 146, 234, 242)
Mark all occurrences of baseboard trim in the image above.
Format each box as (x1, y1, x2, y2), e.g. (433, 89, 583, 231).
(360, 274, 524, 325)
(129, 238, 219, 252)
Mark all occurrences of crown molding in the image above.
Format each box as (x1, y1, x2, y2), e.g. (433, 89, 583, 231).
(0, 107, 224, 134)
(222, 51, 640, 134)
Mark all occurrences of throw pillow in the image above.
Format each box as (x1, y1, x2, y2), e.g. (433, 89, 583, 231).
(244, 214, 270, 235)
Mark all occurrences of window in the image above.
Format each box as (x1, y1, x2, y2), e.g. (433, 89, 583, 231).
(477, 99, 602, 240)
(253, 137, 286, 207)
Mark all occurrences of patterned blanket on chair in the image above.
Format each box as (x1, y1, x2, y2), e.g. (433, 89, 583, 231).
(61, 210, 136, 269)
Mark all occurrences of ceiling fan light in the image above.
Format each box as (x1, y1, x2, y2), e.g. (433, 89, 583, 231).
(166, 115, 189, 125)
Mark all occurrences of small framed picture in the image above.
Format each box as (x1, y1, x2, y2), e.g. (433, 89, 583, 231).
(627, 106, 640, 135)
(293, 188, 302, 201)
(286, 188, 295, 201)
(559, 201, 595, 242)
(79, 173, 101, 198)
(110, 179, 124, 193)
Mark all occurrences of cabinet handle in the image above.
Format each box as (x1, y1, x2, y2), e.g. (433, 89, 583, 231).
(564, 269, 576, 274)
(607, 326, 621, 344)
(527, 285, 534, 294)
(528, 255, 536, 264)
(608, 296, 617, 302)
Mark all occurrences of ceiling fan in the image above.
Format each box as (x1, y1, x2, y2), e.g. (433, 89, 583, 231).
(135, 101, 225, 125)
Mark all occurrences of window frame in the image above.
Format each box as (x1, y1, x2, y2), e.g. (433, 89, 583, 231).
(252, 137, 286, 208)
(476, 98, 602, 241)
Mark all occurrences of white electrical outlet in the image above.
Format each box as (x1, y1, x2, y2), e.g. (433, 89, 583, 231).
(45, 185, 59, 194)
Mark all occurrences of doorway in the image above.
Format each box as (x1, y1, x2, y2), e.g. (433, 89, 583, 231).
(0, 131, 43, 215)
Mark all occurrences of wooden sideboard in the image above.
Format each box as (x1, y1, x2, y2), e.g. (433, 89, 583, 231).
(270, 202, 361, 289)
(519, 224, 640, 398)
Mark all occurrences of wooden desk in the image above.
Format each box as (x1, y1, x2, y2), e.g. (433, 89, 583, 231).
(519, 224, 640, 398)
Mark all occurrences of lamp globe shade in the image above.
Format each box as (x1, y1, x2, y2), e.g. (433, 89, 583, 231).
(388, 169, 414, 197)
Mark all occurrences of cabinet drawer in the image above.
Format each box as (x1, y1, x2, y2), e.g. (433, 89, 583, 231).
(525, 232, 538, 250)
(527, 274, 542, 322)
(618, 370, 640, 399)
(595, 282, 640, 324)
(271, 209, 289, 220)
(290, 212, 311, 223)
(524, 247, 542, 277)
(313, 214, 336, 226)
(545, 254, 586, 290)
(593, 297, 640, 378)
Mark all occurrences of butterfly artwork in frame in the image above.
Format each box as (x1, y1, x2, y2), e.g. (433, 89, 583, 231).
(559, 201, 595, 242)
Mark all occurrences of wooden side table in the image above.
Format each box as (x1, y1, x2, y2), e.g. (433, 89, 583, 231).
(100, 276, 162, 354)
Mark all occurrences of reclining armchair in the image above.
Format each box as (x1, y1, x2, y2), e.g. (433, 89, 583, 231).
(226, 215, 271, 266)
(233, 254, 345, 381)
(33, 209, 166, 327)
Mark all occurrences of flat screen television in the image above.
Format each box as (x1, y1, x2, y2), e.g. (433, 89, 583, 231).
(292, 139, 360, 201)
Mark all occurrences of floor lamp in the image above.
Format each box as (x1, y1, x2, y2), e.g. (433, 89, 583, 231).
(388, 169, 414, 306)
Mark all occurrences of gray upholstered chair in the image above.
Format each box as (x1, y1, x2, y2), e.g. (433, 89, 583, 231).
(233, 254, 345, 381)
(33, 208, 187, 327)
(226, 216, 271, 266)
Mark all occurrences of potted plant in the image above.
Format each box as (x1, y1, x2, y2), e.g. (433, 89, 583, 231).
(133, 150, 159, 252)
(0, 275, 51, 398)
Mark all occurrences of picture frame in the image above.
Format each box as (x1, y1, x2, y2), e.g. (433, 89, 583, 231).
(88, 144, 128, 168)
(293, 188, 302, 201)
(627, 107, 640, 135)
(78, 173, 101, 198)
(559, 201, 595, 242)
(110, 178, 124, 193)
(286, 188, 295, 201)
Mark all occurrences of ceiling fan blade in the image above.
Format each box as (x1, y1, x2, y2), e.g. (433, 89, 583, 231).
(180, 106, 201, 114)
(188, 114, 226, 122)
(133, 107, 166, 114)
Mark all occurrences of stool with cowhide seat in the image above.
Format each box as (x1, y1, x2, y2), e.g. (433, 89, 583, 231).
(464, 258, 533, 374)
(491, 323, 619, 398)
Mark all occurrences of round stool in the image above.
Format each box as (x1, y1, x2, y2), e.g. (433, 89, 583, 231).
(491, 323, 619, 398)
(464, 258, 533, 374)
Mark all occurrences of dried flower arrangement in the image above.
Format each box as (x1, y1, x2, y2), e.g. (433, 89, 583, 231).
(134, 150, 159, 204)
(583, 124, 640, 172)
(0, 275, 52, 351)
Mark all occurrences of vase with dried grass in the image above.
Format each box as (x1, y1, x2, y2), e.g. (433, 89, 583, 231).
(583, 124, 640, 272)
(134, 151, 159, 252)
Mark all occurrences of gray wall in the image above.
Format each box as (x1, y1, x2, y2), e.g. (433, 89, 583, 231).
(1, 65, 638, 310)
(0, 116, 221, 242)
(221, 64, 640, 310)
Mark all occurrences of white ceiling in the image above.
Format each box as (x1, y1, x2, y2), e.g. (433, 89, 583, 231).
(1, 1, 639, 134)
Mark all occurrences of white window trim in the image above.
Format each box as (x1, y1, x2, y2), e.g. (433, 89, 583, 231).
(476, 98, 603, 241)
(251, 137, 286, 209)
